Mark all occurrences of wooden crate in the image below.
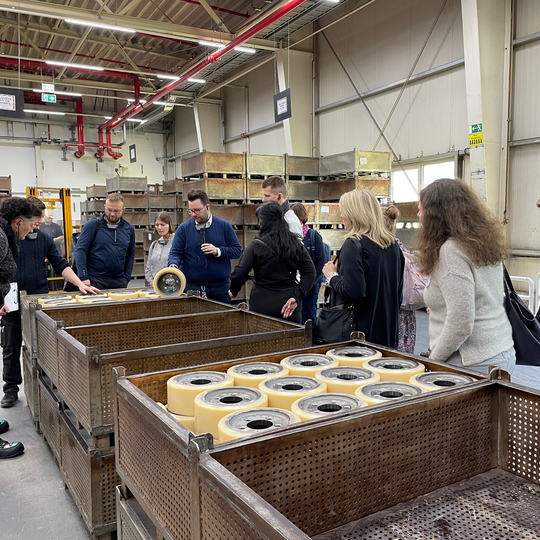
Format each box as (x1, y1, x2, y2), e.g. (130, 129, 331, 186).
(182, 151, 245, 178)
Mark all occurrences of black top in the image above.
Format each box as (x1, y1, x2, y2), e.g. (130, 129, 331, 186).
(230, 238, 316, 303)
(329, 235, 404, 348)
(40, 222, 63, 239)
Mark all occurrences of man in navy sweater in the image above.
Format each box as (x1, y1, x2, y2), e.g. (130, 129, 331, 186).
(168, 189, 242, 303)
(75, 193, 135, 290)
(1, 199, 99, 409)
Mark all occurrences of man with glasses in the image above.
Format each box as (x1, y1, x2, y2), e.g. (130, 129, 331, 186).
(74, 193, 135, 290)
(168, 189, 242, 303)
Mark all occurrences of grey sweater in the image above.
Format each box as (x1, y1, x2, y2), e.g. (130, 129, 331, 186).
(145, 234, 175, 286)
(424, 239, 513, 365)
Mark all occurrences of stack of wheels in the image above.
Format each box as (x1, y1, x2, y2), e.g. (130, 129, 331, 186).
(167, 371, 234, 430)
(137, 288, 160, 299)
(155, 402, 195, 431)
(227, 362, 289, 388)
(218, 408, 300, 443)
(38, 294, 74, 304)
(363, 358, 425, 382)
(75, 293, 112, 303)
(153, 267, 187, 298)
(326, 346, 382, 366)
(38, 297, 77, 306)
(107, 290, 139, 300)
(410, 372, 476, 392)
(194, 387, 268, 442)
(356, 382, 424, 405)
(291, 393, 367, 421)
(259, 376, 327, 410)
(280, 354, 339, 377)
(315, 366, 380, 395)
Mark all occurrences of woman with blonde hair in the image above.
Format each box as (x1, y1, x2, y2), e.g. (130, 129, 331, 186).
(145, 211, 176, 286)
(417, 178, 515, 373)
(322, 189, 404, 347)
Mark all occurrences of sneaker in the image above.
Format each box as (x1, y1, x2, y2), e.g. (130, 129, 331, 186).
(1, 392, 18, 408)
(0, 419, 9, 435)
(0, 438, 24, 459)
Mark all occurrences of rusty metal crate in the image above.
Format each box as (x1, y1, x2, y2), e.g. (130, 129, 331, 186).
(84, 199, 105, 213)
(318, 176, 391, 201)
(22, 347, 40, 431)
(162, 179, 183, 194)
(107, 177, 148, 193)
(209, 204, 244, 226)
(142, 229, 159, 250)
(318, 228, 346, 251)
(122, 211, 149, 227)
(147, 183, 162, 195)
(285, 155, 319, 180)
(87, 185, 107, 199)
(149, 209, 182, 226)
(148, 194, 176, 209)
(80, 200, 88, 213)
(287, 181, 319, 201)
(246, 179, 264, 201)
(182, 151, 245, 179)
(320, 149, 392, 177)
(182, 177, 246, 201)
(315, 202, 341, 224)
(114, 340, 488, 540)
(395, 201, 420, 222)
(246, 153, 284, 178)
(243, 204, 260, 226)
(134, 229, 145, 244)
(0, 174, 12, 192)
(31, 295, 234, 387)
(59, 310, 309, 435)
(121, 194, 149, 209)
(59, 408, 119, 537)
(38, 373, 62, 464)
(131, 262, 144, 277)
(117, 487, 157, 540)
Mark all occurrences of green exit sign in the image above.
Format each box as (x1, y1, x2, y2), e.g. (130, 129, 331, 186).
(470, 123, 482, 134)
(41, 93, 56, 103)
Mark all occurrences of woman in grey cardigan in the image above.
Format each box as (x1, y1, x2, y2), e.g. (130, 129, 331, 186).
(417, 178, 515, 374)
(145, 212, 175, 286)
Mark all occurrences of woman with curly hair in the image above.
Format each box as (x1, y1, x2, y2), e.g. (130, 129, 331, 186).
(322, 189, 404, 348)
(417, 178, 515, 373)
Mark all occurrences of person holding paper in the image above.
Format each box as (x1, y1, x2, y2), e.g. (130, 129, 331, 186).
(0, 197, 37, 459)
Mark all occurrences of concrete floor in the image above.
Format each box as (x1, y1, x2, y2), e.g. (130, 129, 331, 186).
(1, 310, 539, 540)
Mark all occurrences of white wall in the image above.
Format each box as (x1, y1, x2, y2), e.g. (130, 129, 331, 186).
(0, 118, 166, 220)
(316, 0, 467, 159)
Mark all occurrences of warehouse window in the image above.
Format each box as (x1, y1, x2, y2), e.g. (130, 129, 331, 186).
(391, 159, 455, 202)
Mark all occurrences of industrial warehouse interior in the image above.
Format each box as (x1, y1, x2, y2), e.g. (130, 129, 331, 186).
(1, 0, 540, 539)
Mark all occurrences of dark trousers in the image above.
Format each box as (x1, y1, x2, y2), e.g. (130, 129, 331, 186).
(1, 309, 22, 394)
(301, 288, 320, 325)
(65, 274, 128, 291)
(186, 282, 231, 304)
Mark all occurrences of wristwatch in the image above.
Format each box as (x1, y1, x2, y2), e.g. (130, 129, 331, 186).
(326, 272, 338, 284)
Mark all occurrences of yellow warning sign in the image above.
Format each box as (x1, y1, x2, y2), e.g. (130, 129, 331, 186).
(469, 133, 483, 147)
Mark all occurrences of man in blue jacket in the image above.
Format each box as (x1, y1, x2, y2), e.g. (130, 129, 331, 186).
(168, 189, 242, 303)
(75, 193, 135, 290)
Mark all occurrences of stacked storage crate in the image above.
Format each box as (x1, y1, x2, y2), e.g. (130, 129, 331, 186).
(106, 176, 148, 280)
(20, 292, 309, 539)
(0, 175, 12, 207)
(80, 184, 107, 225)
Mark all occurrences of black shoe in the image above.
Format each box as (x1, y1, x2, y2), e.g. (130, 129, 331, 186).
(0, 438, 24, 459)
(0, 419, 9, 434)
(1, 392, 18, 408)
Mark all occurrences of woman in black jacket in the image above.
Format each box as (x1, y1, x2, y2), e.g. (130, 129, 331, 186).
(230, 201, 315, 323)
(322, 189, 404, 348)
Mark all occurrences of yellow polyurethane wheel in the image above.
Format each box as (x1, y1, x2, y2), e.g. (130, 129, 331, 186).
(291, 393, 368, 421)
(153, 267, 187, 298)
(137, 288, 160, 298)
(409, 372, 476, 392)
(362, 358, 425, 383)
(107, 290, 139, 300)
(155, 402, 195, 432)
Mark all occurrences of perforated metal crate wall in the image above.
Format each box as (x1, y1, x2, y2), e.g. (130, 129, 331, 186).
(116, 487, 155, 540)
(59, 410, 119, 535)
(56, 311, 307, 433)
(210, 384, 497, 538)
(38, 374, 62, 463)
(116, 394, 192, 540)
(23, 349, 39, 424)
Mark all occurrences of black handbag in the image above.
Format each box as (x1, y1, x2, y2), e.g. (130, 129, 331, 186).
(313, 302, 355, 345)
(503, 266, 540, 366)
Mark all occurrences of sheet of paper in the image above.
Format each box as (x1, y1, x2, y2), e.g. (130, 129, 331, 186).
(4, 282, 18, 312)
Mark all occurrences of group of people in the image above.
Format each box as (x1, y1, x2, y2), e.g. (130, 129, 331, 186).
(0, 176, 517, 459)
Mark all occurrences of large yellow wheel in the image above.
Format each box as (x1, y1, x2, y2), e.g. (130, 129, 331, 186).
(153, 267, 187, 297)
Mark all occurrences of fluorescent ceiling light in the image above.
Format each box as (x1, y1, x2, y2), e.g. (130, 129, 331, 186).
(199, 40, 226, 49)
(188, 78, 206, 84)
(127, 98, 147, 104)
(128, 118, 146, 123)
(104, 116, 112, 119)
(45, 61, 104, 71)
(64, 18, 136, 33)
(24, 109, 65, 116)
(32, 89, 82, 97)
(154, 101, 168, 106)
(157, 74, 179, 81)
(234, 46, 256, 54)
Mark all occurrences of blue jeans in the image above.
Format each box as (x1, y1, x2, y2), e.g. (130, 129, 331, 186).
(446, 346, 516, 375)
(301, 289, 319, 325)
(186, 282, 231, 304)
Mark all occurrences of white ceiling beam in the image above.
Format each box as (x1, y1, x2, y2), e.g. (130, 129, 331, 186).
(0, 0, 278, 50)
(57, 27, 92, 79)
(198, 0, 229, 33)
(94, 0, 114, 15)
(16, 26, 46, 58)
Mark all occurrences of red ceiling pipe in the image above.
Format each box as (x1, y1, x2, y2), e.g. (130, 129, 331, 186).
(101, 0, 310, 131)
(74, 100, 85, 158)
(94, 126, 105, 158)
(106, 128, 122, 159)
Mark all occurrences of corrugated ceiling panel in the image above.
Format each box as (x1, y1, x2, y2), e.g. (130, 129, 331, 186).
(515, 0, 540, 39)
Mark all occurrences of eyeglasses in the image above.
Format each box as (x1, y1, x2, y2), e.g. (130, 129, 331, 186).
(105, 207, 123, 214)
(187, 206, 207, 215)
